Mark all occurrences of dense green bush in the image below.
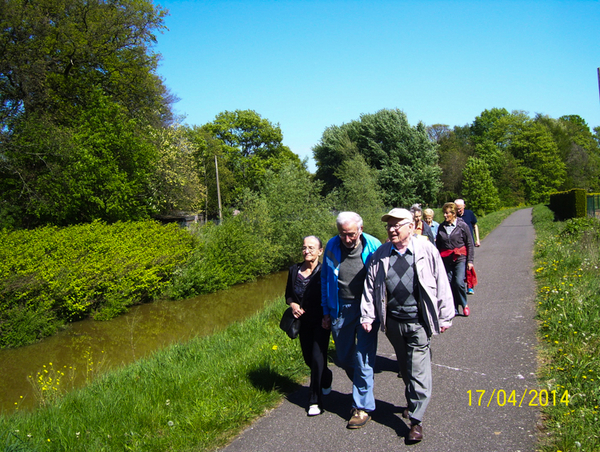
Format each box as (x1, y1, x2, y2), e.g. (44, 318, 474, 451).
(169, 164, 337, 299)
(0, 220, 194, 348)
(169, 205, 279, 298)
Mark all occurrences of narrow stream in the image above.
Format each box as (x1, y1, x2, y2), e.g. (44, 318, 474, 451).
(0, 271, 288, 414)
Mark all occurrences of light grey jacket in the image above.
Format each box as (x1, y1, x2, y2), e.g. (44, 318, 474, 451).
(360, 238, 455, 336)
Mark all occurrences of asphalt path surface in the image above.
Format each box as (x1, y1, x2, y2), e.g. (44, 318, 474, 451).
(220, 208, 539, 452)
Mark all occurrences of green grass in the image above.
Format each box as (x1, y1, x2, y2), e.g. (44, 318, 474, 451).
(0, 299, 309, 451)
(532, 205, 600, 451)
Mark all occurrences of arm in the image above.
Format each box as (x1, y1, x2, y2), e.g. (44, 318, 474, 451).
(463, 223, 475, 270)
(474, 224, 480, 247)
(321, 249, 331, 329)
(320, 254, 329, 317)
(360, 250, 381, 332)
(432, 249, 454, 330)
(285, 265, 305, 318)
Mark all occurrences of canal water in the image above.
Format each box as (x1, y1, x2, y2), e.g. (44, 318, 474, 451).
(0, 271, 288, 414)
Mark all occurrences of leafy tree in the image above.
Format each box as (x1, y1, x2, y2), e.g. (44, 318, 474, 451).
(461, 157, 500, 216)
(149, 123, 205, 214)
(535, 114, 600, 192)
(427, 124, 452, 143)
(313, 109, 442, 207)
(199, 110, 302, 201)
(593, 126, 600, 147)
(435, 125, 473, 205)
(1, 90, 160, 226)
(470, 108, 511, 145)
(0, 0, 173, 228)
(189, 129, 237, 219)
(509, 121, 566, 203)
(327, 153, 386, 241)
(313, 122, 362, 195)
(0, 0, 171, 129)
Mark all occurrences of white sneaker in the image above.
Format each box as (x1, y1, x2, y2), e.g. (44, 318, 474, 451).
(322, 386, 332, 395)
(308, 404, 322, 416)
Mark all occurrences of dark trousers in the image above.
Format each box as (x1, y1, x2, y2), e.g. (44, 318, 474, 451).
(443, 258, 467, 309)
(299, 323, 333, 407)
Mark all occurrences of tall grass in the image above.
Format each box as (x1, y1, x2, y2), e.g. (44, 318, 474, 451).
(532, 205, 600, 451)
(0, 299, 308, 451)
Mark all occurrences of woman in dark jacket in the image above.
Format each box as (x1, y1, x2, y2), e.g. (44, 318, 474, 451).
(285, 236, 332, 416)
(436, 202, 475, 317)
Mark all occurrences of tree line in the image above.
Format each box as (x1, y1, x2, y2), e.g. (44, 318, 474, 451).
(2, 0, 599, 233)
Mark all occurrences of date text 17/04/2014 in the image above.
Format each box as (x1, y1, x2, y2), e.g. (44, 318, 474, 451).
(467, 389, 569, 407)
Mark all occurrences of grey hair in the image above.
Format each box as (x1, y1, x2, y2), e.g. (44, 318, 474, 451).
(409, 203, 422, 214)
(336, 211, 363, 229)
(454, 198, 465, 207)
(303, 235, 323, 249)
(423, 208, 435, 217)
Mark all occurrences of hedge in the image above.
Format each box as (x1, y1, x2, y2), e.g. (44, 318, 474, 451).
(0, 220, 194, 348)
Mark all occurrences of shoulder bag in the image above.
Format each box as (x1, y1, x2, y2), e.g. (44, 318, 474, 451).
(279, 306, 301, 339)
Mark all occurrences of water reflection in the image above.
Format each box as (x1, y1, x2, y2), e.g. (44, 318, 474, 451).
(0, 271, 287, 414)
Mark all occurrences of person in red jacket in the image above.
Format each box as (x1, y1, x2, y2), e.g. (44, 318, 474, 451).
(435, 202, 474, 316)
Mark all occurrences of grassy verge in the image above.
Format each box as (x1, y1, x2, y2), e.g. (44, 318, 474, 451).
(0, 298, 308, 451)
(532, 205, 600, 451)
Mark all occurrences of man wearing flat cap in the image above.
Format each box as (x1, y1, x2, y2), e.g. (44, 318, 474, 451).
(360, 208, 454, 442)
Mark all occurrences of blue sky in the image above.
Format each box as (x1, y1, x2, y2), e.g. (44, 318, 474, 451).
(154, 0, 600, 171)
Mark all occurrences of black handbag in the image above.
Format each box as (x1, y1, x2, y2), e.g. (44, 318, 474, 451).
(279, 307, 301, 339)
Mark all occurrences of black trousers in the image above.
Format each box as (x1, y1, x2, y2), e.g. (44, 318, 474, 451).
(299, 322, 333, 407)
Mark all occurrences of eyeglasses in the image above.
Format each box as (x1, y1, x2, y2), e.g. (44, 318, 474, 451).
(386, 221, 411, 232)
(338, 231, 359, 240)
(302, 246, 318, 252)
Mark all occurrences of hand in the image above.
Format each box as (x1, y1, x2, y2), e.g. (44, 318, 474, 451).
(467, 262, 474, 271)
(440, 326, 449, 333)
(322, 315, 331, 330)
(475, 239, 481, 247)
(362, 323, 372, 333)
(290, 302, 304, 318)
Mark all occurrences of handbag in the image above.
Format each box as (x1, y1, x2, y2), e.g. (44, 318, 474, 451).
(279, 306, 301, 339)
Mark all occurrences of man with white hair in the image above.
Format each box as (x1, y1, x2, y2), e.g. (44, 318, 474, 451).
(321, 211, 381, 429)
(361, 208, 454, 442)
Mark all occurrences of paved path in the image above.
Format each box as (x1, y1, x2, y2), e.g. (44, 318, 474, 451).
(220, 208, 539, 452)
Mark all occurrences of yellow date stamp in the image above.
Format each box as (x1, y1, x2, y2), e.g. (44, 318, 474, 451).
(467, 389, 569, 407)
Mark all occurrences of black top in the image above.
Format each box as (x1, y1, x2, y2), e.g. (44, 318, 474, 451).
(285, 262, 323, 326)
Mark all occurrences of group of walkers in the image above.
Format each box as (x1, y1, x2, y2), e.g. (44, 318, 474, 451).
(284, 200, 481, 443)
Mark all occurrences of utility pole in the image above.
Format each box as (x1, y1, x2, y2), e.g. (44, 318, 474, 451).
(214, 154, 223, 223)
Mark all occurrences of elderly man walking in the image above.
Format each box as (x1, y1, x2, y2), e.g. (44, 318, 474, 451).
(361, 208, 454, 442)
(321, 212, 381, 429)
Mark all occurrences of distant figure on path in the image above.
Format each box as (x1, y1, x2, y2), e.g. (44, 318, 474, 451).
(361, 208, 454, 443)
(423, 208, 439, 240)
(285, 236, 332, 416)
(436, 202, 474, 316)
(454, 198, 480, 295)
(410, 204, 435, 243)
(321, 212, 381, 429)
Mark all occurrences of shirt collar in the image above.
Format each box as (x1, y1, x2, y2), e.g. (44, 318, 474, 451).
(389, 238, 414, 257)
